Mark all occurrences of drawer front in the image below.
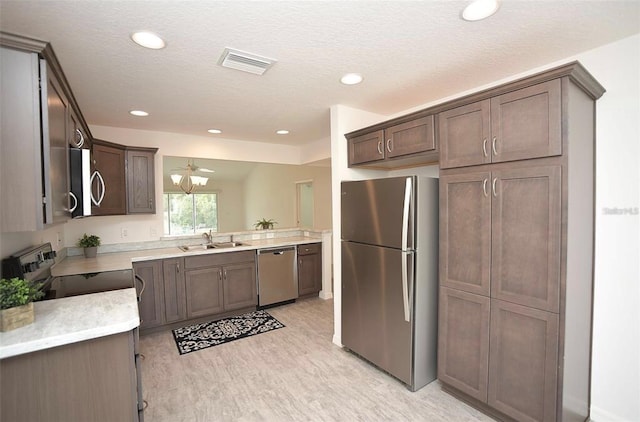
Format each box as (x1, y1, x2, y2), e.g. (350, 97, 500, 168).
(297, 243, 321, 255)
(185, 250, 255, 269)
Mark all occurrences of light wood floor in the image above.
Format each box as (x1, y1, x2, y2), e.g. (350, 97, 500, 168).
(139, 297, 493, 421)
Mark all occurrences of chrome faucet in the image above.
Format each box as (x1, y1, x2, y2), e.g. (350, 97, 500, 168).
(202, 231, 212, 244)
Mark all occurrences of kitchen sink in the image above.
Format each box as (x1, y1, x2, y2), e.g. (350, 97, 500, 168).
(178, 242, 245, 252)
(178, 244, 214, 252)
(211, 241, 245, 248)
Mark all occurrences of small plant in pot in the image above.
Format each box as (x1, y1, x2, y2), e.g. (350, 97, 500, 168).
(254, 218, 277, 230)
(0, 277, 44, 331)
(77, 233, 101, 258)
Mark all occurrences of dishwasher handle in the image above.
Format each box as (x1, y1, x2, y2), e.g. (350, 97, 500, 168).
(257, 247, 295, 255)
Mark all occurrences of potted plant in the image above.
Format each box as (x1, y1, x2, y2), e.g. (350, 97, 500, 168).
(0, 277, 44, 331)
(254, 218, 277, 230)
(77, 233, 101, 258)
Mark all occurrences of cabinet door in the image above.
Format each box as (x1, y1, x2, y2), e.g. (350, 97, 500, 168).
(348, 130, 384, 166)
(491, 166, 561, 312)
(126, 149, 156, 214)
(92, 142, 126, 215)
(488, 299, 559, 422)
(162, 258, 186, 323)
(438, 287, 490, 402)
(185, 267, 224, 318)
(298, 252, 321, 296)
(385, 115, 435, 159)
(439, 100, 491, 169)
(439, 172, 491, 296)
(44, 60, 71, 224)
(223, 263, 257, 311)
(133, 260, 164, 329)
(490, 80, 561, 163)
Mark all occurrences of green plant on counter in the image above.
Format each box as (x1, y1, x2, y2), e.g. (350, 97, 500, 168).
(0, 278, 44, 310)
(77, 233, 101, 248)
(254, 218, 277, 230)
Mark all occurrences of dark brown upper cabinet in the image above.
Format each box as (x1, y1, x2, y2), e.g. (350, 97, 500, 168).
(439, 80, 562, 169)
(346, 115, 437, 169)
(126, 147, 157, 214)
(91, 139, 127, 216)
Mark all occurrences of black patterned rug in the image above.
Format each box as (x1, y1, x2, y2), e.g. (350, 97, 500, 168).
(172, 310, 285, 355)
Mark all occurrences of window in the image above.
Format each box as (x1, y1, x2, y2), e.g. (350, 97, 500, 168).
(163, 193, 218, 235)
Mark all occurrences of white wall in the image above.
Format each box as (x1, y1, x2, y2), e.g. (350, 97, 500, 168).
(330, 34, 640, 421)
(244, 162, 332, 230)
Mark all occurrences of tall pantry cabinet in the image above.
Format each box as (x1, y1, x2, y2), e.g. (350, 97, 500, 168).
(437, 63, 604, 422)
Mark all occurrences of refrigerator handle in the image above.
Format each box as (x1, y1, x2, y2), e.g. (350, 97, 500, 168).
(402, 251, 411, 322)
(401, 177, 412, 322)
(401, 177, 412, 252)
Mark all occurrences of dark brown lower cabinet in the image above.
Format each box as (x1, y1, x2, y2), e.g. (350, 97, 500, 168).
(438, 287, 490, 401)
(297, 243, 322, 296)
(488, 299, 559, 422)
(185, 267, 225, 318)
(134, 260, 165, 330)
(1, 331, 141, 422)
(136, 251, 257, 333)
(222, 262, 257, 311)
(162, 258, 186, 323)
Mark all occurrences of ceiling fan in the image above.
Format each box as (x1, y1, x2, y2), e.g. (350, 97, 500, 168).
(170, 159, 215, 194)
(170, 159, 215, 174)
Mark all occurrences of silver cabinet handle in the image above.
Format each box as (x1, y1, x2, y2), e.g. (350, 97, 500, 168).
(386, 138, 392, 153)
(69, 191, 78, 212)
(90, 171, 105, 206)
(219, 269, 223, 281)
(482, 138, 488, 157)
(134, 274, 146, 301)
(224, 270, 227, 279)
(492, 177, 498, 197)
(176, 263, 180, 273)
(69, 128, 85, 149)
(482, 179, 488, 197)
(492, 137, 498, 156)
(377, 140, 383, 155)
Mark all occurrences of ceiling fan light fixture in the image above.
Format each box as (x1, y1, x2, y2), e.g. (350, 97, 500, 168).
(462, 0, 500, 21)
(131, 31, 166, 49)
(172, 160, 211, 194)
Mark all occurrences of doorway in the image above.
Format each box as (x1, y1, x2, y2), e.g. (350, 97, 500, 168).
(296, 181, 314, 228)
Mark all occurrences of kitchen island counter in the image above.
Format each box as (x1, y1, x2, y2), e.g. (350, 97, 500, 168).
(0, 288, 139, 359)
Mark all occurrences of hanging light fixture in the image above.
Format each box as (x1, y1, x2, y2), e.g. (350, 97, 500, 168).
(171, 160, 208, 195)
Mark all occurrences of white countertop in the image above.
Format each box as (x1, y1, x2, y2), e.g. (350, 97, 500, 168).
(0, 288, 139, 359)
(51, 236, 322, 276)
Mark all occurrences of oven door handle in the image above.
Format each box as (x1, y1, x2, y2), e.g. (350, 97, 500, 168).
(134, 274, 146, 302)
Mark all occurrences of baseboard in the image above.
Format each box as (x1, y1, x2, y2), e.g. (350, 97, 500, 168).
(319, 290, 333, 300)
(590, 405, 631, 422)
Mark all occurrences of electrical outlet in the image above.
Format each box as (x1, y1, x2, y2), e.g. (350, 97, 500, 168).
(121, 227, 128, 238)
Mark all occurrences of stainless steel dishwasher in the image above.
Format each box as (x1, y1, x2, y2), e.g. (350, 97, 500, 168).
(257, 246, 298, 307)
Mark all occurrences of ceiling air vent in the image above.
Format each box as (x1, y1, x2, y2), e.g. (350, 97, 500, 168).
(218, 48, 276, 75)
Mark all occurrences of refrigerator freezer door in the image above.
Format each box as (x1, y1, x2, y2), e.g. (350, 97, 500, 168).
(342, 241, 413, 385)
(341, 177, 415, 250)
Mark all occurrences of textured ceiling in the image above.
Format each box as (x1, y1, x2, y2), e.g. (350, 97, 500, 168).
(0, 1, 638, 147)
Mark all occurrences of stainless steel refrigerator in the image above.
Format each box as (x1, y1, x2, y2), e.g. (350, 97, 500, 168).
(341, 176, 438, 391)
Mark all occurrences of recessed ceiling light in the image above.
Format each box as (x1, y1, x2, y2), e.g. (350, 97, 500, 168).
(340, 73, 363, 85)
(276, 130, 289, 135)
(462, 0, 500, 21)
(129, 110, 149, 117)
(131, 31, 166, 49)
(207, 129, 222, 134)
